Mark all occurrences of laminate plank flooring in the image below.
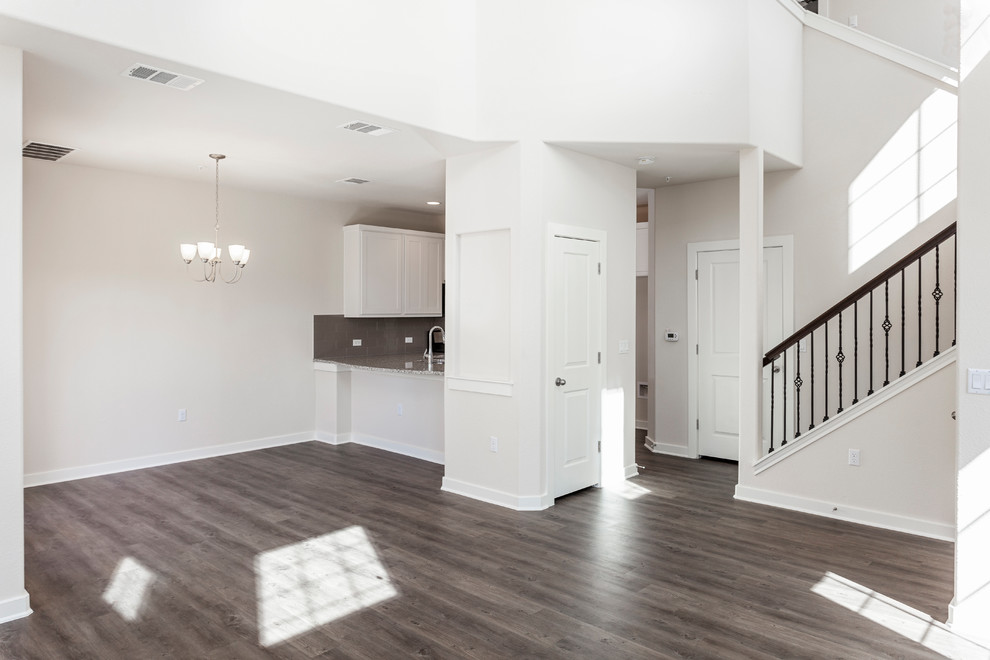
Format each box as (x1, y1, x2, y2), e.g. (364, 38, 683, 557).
(1, 440, 982, 659)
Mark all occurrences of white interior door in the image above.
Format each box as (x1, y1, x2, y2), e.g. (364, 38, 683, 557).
(697, 247, 784, 460)
(550, 235, 602, 497)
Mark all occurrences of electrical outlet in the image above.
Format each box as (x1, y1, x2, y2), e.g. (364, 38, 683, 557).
(848, 449, 860, 466)
(405, 336, 413, 344)
(177, 408, 187, 422)
(490, 436, 498, 452)
(352, 339, 362, 347)
(397, 403, 403, 416)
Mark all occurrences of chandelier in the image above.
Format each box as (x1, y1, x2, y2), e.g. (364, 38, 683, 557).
(179, 154, 250, 283)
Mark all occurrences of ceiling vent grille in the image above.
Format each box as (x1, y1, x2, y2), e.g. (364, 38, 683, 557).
(122, 63, 204, 91)
(336, 177, 370, 185)
(22, 142, 74, 161)
(338, 121, 395, 137)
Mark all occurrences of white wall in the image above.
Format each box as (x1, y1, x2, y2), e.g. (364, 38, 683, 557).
(348, 370, 444, 463)
(824, 0, 960, 66)
(952, 0, 990, 643)
(652, 26, 958, 453)
(636, 276, 648, 428)
(22, 161, 357, 481)
(738, 358, 957, 539)
(443, 141, 636, 509)
(0, 44, 29, 624)
(0, 0, 479, 139)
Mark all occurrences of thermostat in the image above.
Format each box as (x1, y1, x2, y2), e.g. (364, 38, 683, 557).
(664, 330, 679, 342)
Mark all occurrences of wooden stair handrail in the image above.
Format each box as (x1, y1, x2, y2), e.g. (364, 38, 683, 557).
(763, 222, 957, 366)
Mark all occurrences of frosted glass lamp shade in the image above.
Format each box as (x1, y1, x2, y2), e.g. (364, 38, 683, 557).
(239, 249, 251, 266)
(180, 243, 197, 263)
(228, 244, 245, 264)
(197, 242, 215, 261)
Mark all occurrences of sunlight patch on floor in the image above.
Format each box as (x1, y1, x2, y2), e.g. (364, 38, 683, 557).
(254, 526, 398, 647)
(812, 572, 990, 659)
(603, 479, 651, 500)
(102, 556, 156, 622)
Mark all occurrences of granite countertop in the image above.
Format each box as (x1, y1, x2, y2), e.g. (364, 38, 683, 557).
(314, 353, 444, 376)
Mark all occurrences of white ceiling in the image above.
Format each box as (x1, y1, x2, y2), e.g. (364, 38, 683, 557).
(2, 15, 797, 215)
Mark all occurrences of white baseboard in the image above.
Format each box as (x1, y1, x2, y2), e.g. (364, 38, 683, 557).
(734, 484, 955, 541)
(0, 591, 31, 624)
(441, 477, 552, 511)
(624, 463, 640, 479)
(24, 432, 314, 487)
(316, 430, 444, 465)
(646, 438, 697, 459)
(635, 420, 648, 431)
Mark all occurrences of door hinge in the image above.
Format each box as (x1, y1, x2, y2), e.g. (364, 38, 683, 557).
(598, 440, 602, 453)
(695, 269, 698, 280)
(598, 262, 601, 275)
(696, 344, 699, 355)
(597, 351, 601, 364)
(696, 419, 700, 430)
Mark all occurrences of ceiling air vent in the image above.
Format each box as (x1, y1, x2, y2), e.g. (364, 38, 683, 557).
(336, 177, 370, 185)
(22, 142, 74, 161)
(338, 121, 395, 137)
(122, 63, 204, 91)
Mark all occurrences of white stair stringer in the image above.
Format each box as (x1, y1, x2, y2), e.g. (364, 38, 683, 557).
(737, 346, 957, 540)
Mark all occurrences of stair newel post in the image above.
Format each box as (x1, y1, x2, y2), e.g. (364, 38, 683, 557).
(933, 244, 942, 357)
(917, 256, 923, 368)
(883, 278, 891, 386)
(852, 299, 859, 405)
(782, 349, 788, 446)
(836, 310, 845, 414)
(868, 289, 875, 396)
(809, 330, 815, 430)
(823, 319, 830, 423)
(900, 269, 906, 378)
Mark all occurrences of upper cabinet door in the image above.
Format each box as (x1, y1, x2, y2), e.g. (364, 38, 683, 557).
(343, 225, 443, 317)
(404, 234, 444, 316)
(636, 224, 648, 277)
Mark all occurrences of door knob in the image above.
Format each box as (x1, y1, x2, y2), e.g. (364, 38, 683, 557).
(555, 377, 566, 387)
(772, 366, 781, 373)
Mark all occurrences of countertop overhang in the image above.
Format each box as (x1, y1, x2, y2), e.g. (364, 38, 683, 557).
(314, 353, 444, 376)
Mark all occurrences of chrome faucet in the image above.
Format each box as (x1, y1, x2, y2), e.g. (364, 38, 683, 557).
(425, 325, 445, 367)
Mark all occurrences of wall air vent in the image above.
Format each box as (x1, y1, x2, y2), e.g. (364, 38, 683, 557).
(121, 63, 204, 91)
(22, 142, 74, 161)
(336, 177, 370, 185)
(338, 121, 396, 137)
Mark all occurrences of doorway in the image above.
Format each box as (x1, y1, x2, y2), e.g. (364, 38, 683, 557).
(549, 230, 604, 498)
(687, 237, 793, 460)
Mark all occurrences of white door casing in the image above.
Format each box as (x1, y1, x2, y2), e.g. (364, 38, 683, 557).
(687, 237, 793, 460)
(549, 233, 603, 498)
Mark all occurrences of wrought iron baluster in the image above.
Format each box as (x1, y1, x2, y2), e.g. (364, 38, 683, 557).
(823, 320, 830, 423)
(794, 342, 802, 439)
(900, 269, 906, 377)
(953, 234, 957, 347)
(868, 290, 875, 396)
(809, 331, 815, 430)
(852, 300, 859, 405)
(782, 350, 788, 446)
(883, 279, 891, 386)
(933, 244, 942, 357)
(917, 256, 923, 368)
(837, 310, 845, 414)
(769, 359, 775, 454)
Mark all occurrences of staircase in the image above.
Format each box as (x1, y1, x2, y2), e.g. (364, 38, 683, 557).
(760, 222, 956, 459)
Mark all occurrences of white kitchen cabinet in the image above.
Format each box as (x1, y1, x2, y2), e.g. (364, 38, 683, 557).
(343, 225, 444, 317)
(636, 224, 649, 277)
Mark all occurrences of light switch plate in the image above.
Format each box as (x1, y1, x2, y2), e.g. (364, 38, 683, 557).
(352, 339, 362, 347)
(968, 368, 990, 394)
(618, 339, 630, 354)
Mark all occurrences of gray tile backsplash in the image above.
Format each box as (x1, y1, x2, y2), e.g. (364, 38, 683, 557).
(314, 315, 445, 359)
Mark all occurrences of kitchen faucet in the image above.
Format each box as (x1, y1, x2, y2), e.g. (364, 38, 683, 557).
(424, 325, 445, 367)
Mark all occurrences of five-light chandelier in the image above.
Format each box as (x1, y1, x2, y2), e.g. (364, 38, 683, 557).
(180, 154, 250, 283)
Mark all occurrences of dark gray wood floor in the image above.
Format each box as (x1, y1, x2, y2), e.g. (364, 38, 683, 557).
(0, 439, 969, 659)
